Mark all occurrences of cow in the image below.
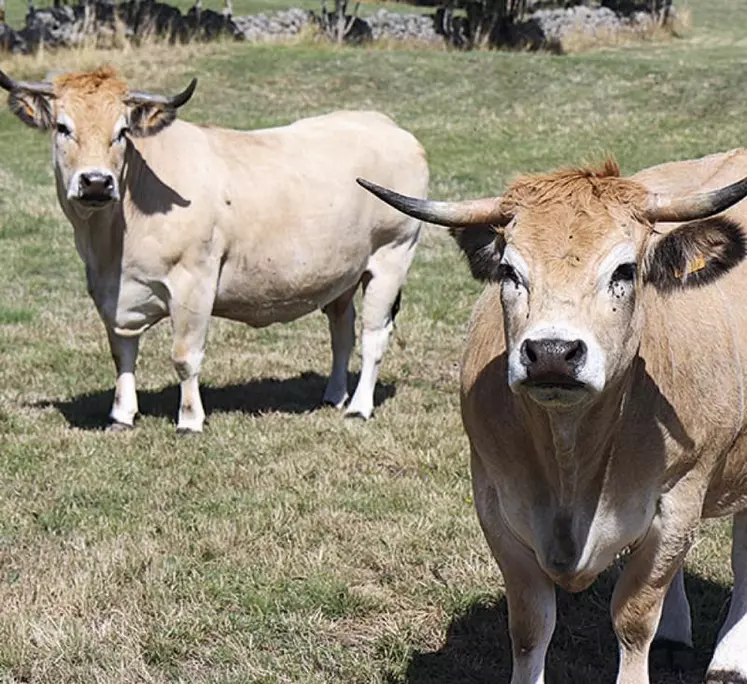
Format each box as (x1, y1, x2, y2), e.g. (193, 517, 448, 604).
(358, 157, 747, 684)
(0, 66, 428, 432)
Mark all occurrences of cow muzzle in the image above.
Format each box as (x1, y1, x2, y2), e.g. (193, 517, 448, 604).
(519, 337, 588, 405)
(69, 169, 120, 207)
(509, 326, 606, 406)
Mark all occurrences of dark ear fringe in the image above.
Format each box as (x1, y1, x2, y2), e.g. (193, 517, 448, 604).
(645, 216, 746, 293)
(8, 91, 52, 130)
(129, 104, 177, 138)
(449, 226, 505, 282)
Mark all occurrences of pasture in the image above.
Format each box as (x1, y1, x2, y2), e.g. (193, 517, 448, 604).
(0, 0, 746, 681)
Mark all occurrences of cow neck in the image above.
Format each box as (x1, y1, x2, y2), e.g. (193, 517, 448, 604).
(56, 162, 124, 274)
(74, 201, 123, 267)
(521, 376, 631, 509)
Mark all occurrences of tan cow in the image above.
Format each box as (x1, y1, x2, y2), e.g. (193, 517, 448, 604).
(0, 67, 429, 432)
(359, 158, 747, 684)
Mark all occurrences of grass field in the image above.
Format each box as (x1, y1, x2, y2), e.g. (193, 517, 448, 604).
(0, 0, 746, 681)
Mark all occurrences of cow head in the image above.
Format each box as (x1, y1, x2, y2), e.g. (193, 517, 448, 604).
(0, 66, 196, 211)
(358, 161, 747, 408)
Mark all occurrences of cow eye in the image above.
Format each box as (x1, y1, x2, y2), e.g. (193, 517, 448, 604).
(115, 127, 129, 143)
(56, 122, 71, 137)
(611, 262, 636, 283)
(498, 263, 521, 287)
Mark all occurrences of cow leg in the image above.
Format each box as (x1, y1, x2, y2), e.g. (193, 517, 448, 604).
(471, 452, 555, 684)
(170, 296, 213, 434)
(346, 237, 417, 419)
(651, 566, 694, 671)
(611, 491, 700, 684)
(706, 510, 747, 683)
(322, 286, 357, 409)
(107, 328, 139, 429)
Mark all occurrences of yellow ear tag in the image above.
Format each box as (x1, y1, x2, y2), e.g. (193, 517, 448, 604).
(674, 253, 707, 279)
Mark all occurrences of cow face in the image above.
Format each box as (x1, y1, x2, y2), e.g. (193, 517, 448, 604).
(0, 67, 196, 212)
(358, 161, 747, 408)
(495, 198, 645, 406)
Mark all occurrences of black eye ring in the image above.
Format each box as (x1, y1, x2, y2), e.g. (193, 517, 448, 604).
(498, 263, 521, 286)
(56, 122, 71, 137)
(611, 262, 637, 283)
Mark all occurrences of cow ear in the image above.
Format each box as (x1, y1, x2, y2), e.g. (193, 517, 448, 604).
(128, 103, 178, 138)
(645, 216, 746, 293)
(450, 226, 506, 282)
(7, 90, 53, 130)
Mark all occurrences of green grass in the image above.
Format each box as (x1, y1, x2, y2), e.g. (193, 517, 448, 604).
(0, 1, 745, 681)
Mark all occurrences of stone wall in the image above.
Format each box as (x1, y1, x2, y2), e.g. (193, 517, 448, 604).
(0, 0, 673, 54)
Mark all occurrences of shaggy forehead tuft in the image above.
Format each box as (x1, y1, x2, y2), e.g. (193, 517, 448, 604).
(502, 158, 650, 216)
(53, 66, 128, 99)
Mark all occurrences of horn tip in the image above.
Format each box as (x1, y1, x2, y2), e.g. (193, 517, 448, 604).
(0, 68, 15, 92)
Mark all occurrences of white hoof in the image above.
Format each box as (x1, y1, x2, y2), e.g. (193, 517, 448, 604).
(176, 413, 205, 434)
(344, 402, 373, 420)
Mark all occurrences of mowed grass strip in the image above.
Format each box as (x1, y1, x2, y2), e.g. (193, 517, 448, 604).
(0, 1, 745, 680)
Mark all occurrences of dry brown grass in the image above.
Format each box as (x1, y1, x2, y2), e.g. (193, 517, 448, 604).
(560, 8, 692, 54)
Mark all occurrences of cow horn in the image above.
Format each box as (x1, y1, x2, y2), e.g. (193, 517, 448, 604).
(357, 178, 507, 227)
(647, 175, 747, 223)
(0, 68, 55, 96)
(125, 77, 198, 108)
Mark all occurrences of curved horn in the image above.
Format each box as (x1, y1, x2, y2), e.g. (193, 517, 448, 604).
(125, 77, 197, 108)
(0, 68, 54, 96)
(357, 178, 506, 227)
(647, 175, 747, 223)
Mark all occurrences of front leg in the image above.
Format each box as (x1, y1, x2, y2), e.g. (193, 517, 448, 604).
(472, 454, 556, 684)
(611, 494, 700, 684)
(170, 303, 211, 434)
(107, 328, 139, 429)
(169, 272, 218, 434)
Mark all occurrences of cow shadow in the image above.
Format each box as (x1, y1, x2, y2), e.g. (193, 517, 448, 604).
(393, 567, 731, 684)
(33, 371, 396, 430)
(124, 143, 191, 216)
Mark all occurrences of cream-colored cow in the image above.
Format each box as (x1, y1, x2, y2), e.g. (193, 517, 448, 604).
(360, 159, 747, 684)
(0, 67, 429, 432)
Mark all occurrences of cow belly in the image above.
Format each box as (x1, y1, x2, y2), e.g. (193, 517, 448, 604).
(213, 261, 365, 327)
(703, 433, 747, 517)
(213, 296, 324, 327)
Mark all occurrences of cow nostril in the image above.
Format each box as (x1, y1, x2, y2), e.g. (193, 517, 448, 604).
(103, 176, 113, 190)
(522, 340, 537, 365)
(565, 340, 587, 364)
(80, 174, 91, 187)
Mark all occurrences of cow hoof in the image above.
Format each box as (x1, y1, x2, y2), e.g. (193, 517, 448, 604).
(106, 420, 134, 433)
(344, 407, 372, 420)
(322, 396, 348, 410)
(650, 639, 694, 673)
(322, 385, 349, 409)
(176, 426, 202, 436)
(705, 670, 747, 684)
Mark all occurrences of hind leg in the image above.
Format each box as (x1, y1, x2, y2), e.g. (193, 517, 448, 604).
(651, 566, 694, 672)
(707, 510, 747, 683)
(346, 237, 417, 419)
(322, 286, 357, 409)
